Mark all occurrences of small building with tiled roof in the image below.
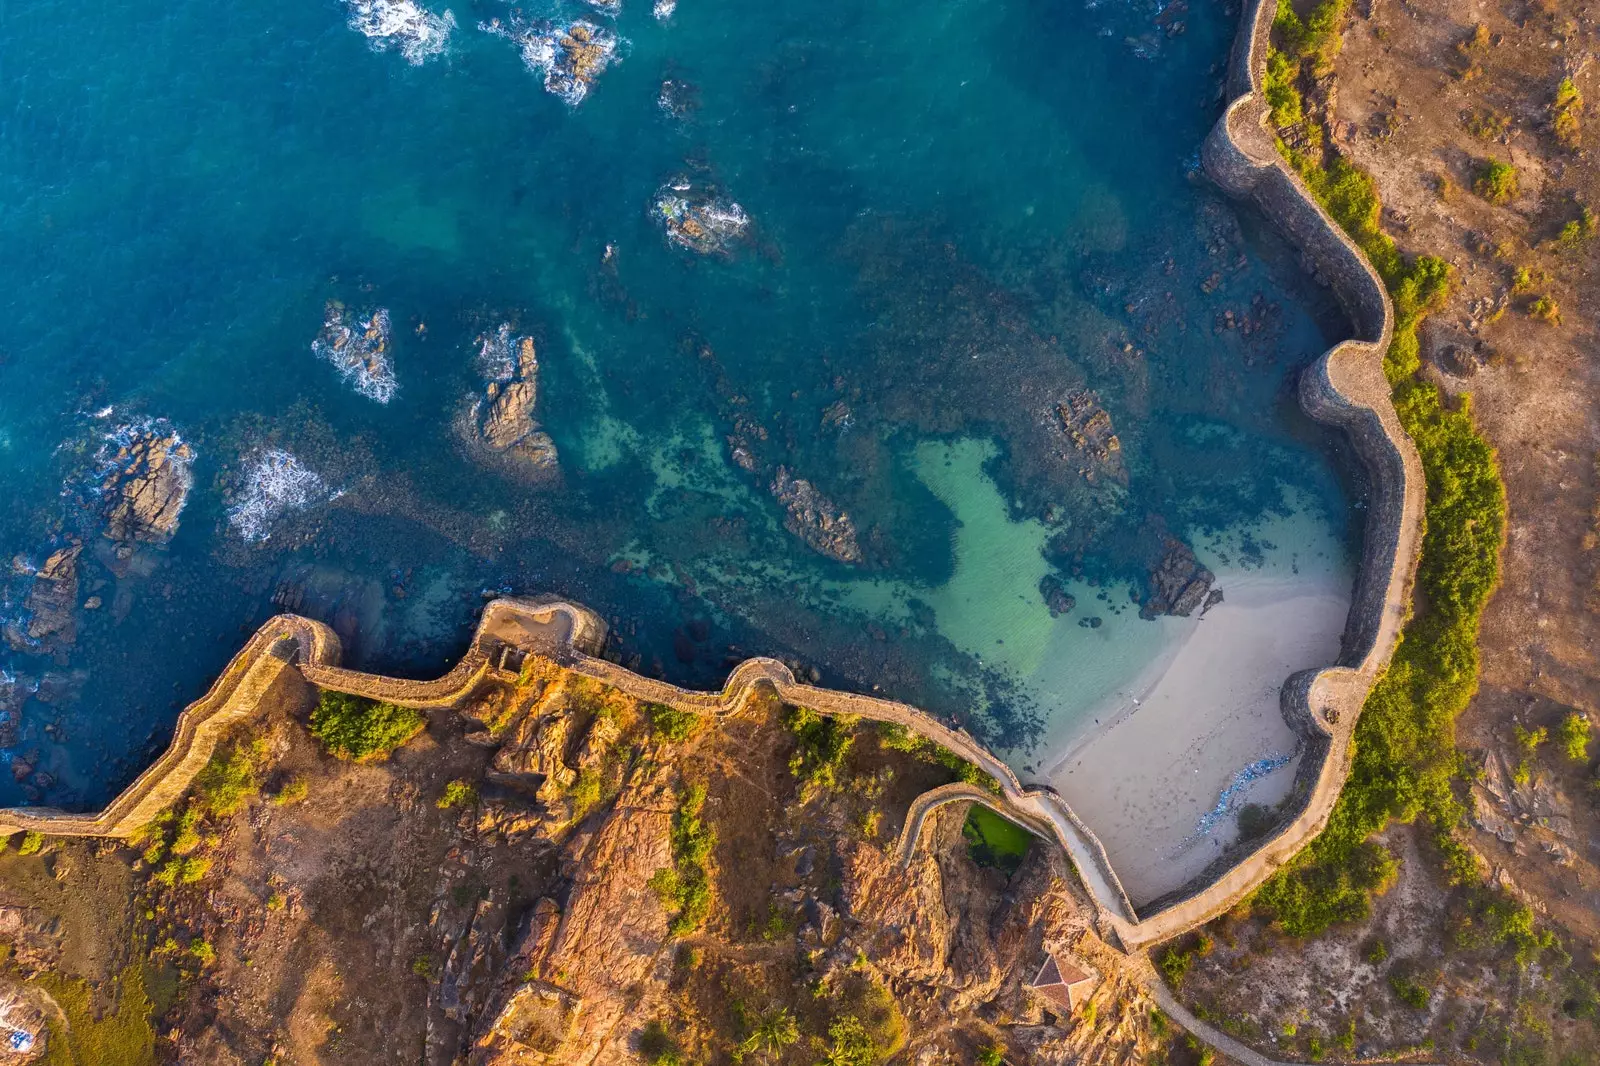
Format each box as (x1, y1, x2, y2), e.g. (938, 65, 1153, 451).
(1028, 951, 1098, 1015)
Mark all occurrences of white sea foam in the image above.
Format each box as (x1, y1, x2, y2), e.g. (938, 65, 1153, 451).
(228, 450, 340, 543)
(475, 322, 519, 384)
(480, 17, 621, 106)
(311, 304, 399, 403)
(346, 0, 457, 65)
(653, 0, 676, 19)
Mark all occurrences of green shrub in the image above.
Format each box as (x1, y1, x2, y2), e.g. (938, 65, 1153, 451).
(646, 702, 703, 743)
(1475, 158, 1518, 203)
(309, 691, 426, 762)
(1389, 971, 1432, 1009)
(1529, 295, 1562, 325)
(270, 774, 309, 806)
(1553, 77, 1583, 148)
(978, 1045, 1006, 1066)
(651, 781, 715, 936)
(1558, 711, 1591, 762)
(877, 722, 1001, 794)
(193, 742, 262, 817)
(784, 705, 857, 794)
(437, 779, 479, 810)
(15, 832, 44, 857)
(819, 1014, 878, 1066)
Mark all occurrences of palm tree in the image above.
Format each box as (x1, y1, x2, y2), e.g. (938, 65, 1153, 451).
(738, 1005, 800, 1064)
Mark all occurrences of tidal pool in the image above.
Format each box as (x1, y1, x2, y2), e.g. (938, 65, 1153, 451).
(0, 0, 1359, 815)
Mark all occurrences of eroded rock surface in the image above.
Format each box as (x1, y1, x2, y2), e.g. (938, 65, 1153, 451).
(1142, 535, 1214, 619)
(463, 326, 560, 478)
(771, 466, 862, 564)
(100, 427, 194, 545)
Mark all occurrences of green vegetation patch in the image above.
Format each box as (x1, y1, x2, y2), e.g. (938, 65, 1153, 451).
(649, 780, 715, 936)
(784, 705, 857, 794)
(1475, 157, 1519, 204)
(645, 701, 704, 743)
(877, 722, 1001, 794)
(309, 690, 427, 762)
(962, 805, 1032, 876)
(35, 965, 157, 1066)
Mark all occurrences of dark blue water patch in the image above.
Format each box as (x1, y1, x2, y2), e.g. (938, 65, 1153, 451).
(0, 0, 1358, 809)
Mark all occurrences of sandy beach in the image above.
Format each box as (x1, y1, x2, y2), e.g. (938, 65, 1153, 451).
(1046, 565, 1351, 907)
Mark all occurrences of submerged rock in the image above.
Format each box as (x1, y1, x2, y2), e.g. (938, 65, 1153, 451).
(3, 545, 80, 657)
(1142, 536, 1214, 619)
(654, 178, 750, 256)
(1039, 574, 1076, 618)
(344, 0, 456, 65)
(228, 450, 340, 544)
(770, 467, 862, 564)
(99, 424, 194, 545)
(462, 325, 559, 477)
(1055, 389, 1125, 484)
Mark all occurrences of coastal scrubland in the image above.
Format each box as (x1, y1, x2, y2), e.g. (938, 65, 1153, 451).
(0, 655, 1191, 1065)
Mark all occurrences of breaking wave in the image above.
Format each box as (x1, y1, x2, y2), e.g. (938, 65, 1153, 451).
(653, 0, 676, 19)
(311, 303, 399, 404)
(345, 0, 457, 65)
(480, 17, 621, 106)
(227, 450, 341, 544)
(475, 322, 521, 384)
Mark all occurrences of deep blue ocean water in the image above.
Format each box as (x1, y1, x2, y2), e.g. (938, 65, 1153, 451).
(0, 0, 1359, 808)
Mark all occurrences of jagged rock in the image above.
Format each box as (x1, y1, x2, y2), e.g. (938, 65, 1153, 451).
(101, 428, 194, 544)
(1039, 575, 1076, 618)
(771, 467, 862, 564)
(5, 545, 81, 656)
(1141, 536, 1214, 619)
(572, 713, 619, 770)
(1055, 390, 1126, 484)
(464, 327, 559, 477)
(493, 711, 578, 803)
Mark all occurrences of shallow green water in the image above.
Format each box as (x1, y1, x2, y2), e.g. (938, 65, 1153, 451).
(0, 0, 1357, 807)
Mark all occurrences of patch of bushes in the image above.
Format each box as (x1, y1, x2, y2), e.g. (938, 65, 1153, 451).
(193, 741, 264, 817)
(1274, 0, 1353, 74)
(646, 702, 704, 743)
(649, 780, 715, 936)
(1553, 77, 1583, 148)
(270, 774, 309, 806)
(1157, 933, 1213, 988)
(784, 705, 857, 794)
(1475, 158, 1519, 204)
(1529, 295, 1562, 325)
(1389, 969, 1433, 1009)
(1558, 711, 1591, 762)
(34, 965, 157, 1066)
(437, 779, 479, 810)
(309, 690, 426, 762)
(15, 832, 44, 857)
(877, 722, 1001, 794)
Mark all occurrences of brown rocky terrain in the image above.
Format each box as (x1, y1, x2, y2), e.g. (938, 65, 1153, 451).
(0, 655, 1210, 1065)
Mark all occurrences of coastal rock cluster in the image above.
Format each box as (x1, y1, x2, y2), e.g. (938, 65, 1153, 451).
(460, 324, 560, 479)
(654, 179, 751, 256)
(311, 302, 398, 404)
(97, 424, 194, 547)
(1142, 535, 1215, 620)
(481, 18, 621, 106)
(770, 465, 863, 564)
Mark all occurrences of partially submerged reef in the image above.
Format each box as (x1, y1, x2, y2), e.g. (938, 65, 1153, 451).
(0, 613, 1184, 1066)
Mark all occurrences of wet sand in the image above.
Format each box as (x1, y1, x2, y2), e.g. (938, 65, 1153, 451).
(1045, 566, 1350, 907)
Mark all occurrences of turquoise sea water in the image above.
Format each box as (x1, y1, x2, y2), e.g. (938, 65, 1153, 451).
(0, 0, 1358, 808)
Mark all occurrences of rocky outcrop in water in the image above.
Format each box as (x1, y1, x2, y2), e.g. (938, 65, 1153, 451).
(462, 326, 560, 478)
(100, 428, 194, 545)
(1141, 536, 1214, 619)
(1039, 574, 1076, 618)
(771, 466, 863, 564)
(1055, 389, 1126, 485)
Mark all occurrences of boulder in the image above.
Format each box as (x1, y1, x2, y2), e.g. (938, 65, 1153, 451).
(1141, 536, 1214, 619)
(465, 329, 560, 476)
(102, 428, 194, 544)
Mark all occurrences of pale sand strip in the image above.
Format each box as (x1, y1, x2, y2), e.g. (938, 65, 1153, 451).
(1049, 569, 1349, 905)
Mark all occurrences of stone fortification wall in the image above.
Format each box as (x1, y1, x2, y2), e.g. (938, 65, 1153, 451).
(1125, 0, 1428, 946)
